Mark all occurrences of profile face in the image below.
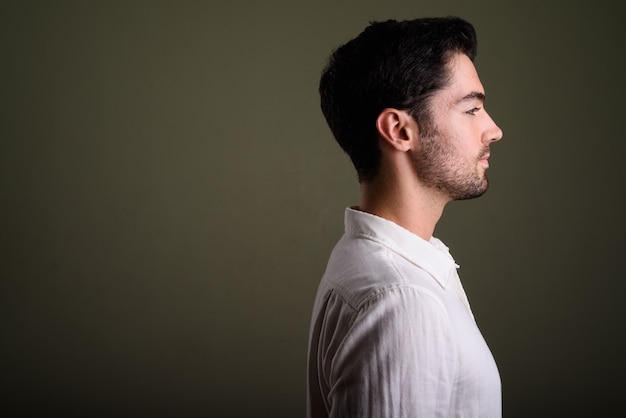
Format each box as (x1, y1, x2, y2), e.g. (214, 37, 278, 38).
(412, 53, 503, 200)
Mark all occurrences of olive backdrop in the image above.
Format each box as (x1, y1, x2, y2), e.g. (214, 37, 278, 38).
(1, 1, 624, 417)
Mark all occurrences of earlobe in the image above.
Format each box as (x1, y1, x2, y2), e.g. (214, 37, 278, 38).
(375, 108, 417, 152)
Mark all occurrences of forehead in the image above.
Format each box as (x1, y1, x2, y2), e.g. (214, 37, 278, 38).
(437, 53, 485, 104)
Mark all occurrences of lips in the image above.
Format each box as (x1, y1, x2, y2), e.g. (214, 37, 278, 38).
(479, 152, 490, 168)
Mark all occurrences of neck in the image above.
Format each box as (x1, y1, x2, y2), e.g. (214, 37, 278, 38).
(358, 163, 449, 241)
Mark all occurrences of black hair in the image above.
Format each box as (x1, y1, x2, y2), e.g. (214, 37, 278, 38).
(319, 17, 478, 182)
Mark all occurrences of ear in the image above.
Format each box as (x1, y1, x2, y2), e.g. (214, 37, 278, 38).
(375, 108, 418, 152)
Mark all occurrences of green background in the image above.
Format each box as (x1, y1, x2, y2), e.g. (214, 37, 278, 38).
(2, 1, 624, 416)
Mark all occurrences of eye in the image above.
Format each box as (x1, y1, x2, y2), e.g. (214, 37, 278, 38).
(466, 107, 481, 115)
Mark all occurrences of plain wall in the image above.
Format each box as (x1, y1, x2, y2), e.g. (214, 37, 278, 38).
(1, 1, 624, 417)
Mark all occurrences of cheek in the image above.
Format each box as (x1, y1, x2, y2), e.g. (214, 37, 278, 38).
(459, 123, 485, 149)
(447, 115, 477, 140)
(447, 124, 475, 151)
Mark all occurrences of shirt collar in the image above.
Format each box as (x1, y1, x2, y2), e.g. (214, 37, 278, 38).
(344, 207, 459, 289)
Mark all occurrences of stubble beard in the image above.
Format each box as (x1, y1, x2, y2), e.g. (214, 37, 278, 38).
(411, 124, 490, 201)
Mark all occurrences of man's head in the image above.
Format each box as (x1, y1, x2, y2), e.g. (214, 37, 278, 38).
(319, 17, 480, 184)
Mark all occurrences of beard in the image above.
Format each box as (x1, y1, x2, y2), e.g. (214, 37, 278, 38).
(411, 124, 490, 201)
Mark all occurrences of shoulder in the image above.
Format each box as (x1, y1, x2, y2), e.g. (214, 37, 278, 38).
(321, 283, 458, 389)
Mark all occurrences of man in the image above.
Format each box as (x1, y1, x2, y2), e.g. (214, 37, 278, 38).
(307, 17, 504, 418)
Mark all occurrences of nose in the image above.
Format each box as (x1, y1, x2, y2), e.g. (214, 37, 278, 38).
(484, 111, 503, 143)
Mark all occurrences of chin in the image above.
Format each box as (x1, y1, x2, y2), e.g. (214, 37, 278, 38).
(451, 178, 489, 201)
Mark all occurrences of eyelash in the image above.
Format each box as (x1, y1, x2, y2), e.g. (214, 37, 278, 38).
(466, 107, 481, 115)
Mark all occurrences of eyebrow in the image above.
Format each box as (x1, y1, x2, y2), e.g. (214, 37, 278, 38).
(458, 91, 486, 103)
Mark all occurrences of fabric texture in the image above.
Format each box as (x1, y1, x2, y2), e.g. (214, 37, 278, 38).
(307, 207, 501, 418)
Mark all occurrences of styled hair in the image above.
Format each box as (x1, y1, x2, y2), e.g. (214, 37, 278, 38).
(319, 17, 478, 182)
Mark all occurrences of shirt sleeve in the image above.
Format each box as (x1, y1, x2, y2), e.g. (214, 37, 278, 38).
(319, 285, 458, 418)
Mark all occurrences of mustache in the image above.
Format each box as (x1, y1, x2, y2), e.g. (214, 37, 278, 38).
(479, 146, 490, 159)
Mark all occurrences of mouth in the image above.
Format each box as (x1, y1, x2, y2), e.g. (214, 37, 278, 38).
(479, 153, 490, 167)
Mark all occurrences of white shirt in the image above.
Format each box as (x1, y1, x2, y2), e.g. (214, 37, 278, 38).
(307, 208, 501, 418)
